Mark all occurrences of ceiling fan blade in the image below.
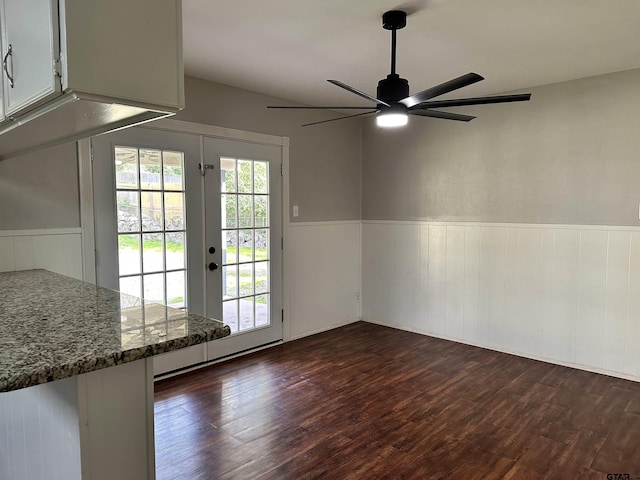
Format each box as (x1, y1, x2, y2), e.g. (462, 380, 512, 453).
(301, 110, 378, 127)
(267, 106, 376, 110)
(410, 109, 476, 122)
(400, 73, 485, 108)
(412, 93, 531, 109)
(328, 80, 391, 107)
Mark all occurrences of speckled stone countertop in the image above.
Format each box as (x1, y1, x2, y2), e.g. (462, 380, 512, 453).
(0, 269, 231, 393)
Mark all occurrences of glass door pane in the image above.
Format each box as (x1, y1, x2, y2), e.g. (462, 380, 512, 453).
(220, 158, 271, 334)
(114, 146, 188, 310)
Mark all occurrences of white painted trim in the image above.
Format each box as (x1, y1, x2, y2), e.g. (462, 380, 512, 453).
(282, 139, 292, 342)
(0, 228, 82, 237)
(144, 357, 155, 479)
(154, 340, 284, 381)
(362, 219, 640, 231)
(145, 118, 286, 147)
(289, 320, 360, 341)
(357, 221, 362, 320)
(141, 119, 291, 343)
(78, 139, 96, 284)
(289, 220, 361, 227)
(364, 318, 640, 383)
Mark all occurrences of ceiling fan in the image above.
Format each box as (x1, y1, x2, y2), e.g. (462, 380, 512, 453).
(268, 10, 531, 127)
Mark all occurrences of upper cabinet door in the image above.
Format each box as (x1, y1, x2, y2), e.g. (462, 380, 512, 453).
(1, 0, 61, 117)
(0, 24, 4, 123)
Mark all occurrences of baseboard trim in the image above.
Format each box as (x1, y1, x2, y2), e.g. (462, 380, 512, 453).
(290, 318, 361, 341)
(153, 340, 284, 381)
(363, 319, 640, 384)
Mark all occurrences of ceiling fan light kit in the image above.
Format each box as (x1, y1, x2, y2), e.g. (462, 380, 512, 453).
(376, 105, 409, 127)
(268, 10, 531, 128)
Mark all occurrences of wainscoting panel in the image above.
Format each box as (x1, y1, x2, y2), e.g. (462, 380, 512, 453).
(287, 221, 361, 340)
(603, 231, 631, 374)
(0, 229, 83, 280)
(362, 221, 640, 381)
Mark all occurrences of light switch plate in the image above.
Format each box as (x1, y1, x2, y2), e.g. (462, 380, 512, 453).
(293, 205, 299, 217)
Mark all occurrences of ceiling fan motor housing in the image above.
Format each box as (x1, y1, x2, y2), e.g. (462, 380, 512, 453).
(377, 74, 410, 104)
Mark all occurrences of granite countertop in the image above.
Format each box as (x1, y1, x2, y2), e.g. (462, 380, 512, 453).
(0, 269, 231, 393)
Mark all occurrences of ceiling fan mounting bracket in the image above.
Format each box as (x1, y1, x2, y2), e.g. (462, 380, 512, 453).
(382, 10, 407, 30)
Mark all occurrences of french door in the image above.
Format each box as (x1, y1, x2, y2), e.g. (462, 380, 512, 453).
(201, 137, 283, 358)
(92, 125, 283, 375)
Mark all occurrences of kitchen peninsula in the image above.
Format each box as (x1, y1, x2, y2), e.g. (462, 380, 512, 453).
(0, 269, 230, 480)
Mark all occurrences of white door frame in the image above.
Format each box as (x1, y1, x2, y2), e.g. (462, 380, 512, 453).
(79, 118, 292, 342)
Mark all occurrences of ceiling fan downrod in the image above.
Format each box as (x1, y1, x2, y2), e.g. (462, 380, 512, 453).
(382, 10, 406, 76)
(378, 10, 409, 104)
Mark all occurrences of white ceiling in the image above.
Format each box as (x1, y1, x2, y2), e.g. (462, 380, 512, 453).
(183, 0, 640, 107)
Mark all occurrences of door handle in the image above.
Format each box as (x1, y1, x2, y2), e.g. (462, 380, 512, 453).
(208, 262, 218, 271)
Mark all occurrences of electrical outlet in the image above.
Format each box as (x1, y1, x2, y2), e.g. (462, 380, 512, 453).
(355, 292, 360, 302)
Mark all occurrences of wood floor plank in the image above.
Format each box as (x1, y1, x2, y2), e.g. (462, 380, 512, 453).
(155, 321, 640, 479)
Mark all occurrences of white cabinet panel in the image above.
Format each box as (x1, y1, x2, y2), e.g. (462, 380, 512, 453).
(1, 0, 60, 116)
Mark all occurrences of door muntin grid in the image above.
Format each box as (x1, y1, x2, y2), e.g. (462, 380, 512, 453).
(114, 146, 187, 311)
(220, 157, 270, 334)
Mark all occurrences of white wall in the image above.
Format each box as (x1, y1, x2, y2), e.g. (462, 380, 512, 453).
(362, 69, 640, 226)
(286, 221, 361, 339)
(176, 77, 363, 223)
(362, 221, 640, 381)
(0, 228, 83, 280)
(0, 142, 80, 230)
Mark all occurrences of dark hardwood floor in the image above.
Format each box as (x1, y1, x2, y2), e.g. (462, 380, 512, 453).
(154, 321, 640, 480)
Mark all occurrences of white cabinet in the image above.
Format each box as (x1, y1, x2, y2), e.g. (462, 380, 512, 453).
(0, 0, 61, 118)
(0, 0, 184, 159)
